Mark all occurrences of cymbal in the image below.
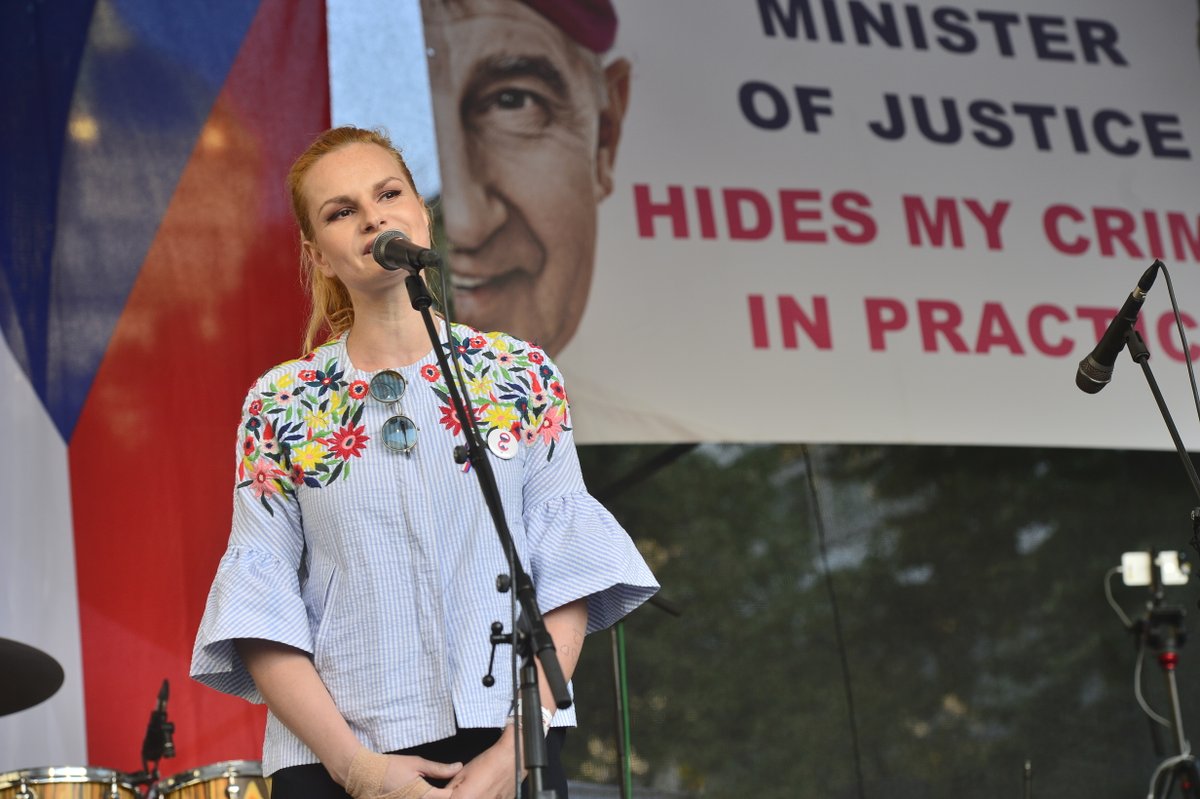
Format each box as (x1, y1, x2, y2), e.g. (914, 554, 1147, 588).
(0, 638, 64, 716)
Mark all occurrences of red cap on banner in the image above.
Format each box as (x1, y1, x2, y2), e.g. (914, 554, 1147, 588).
(521, 0, 617, 53)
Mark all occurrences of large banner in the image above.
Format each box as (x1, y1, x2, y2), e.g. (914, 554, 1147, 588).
(413, 0, 1200, 449)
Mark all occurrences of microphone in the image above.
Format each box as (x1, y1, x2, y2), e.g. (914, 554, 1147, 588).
(141, 678, 175, 763)
(372, 230, 441, 272)
(1076, 260, 1162, 394)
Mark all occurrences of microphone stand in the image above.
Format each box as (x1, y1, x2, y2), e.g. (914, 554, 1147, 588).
(1126, 330, 1200, 510)
(1125, 330, 1200, 797)
(405, 274, 571, 799)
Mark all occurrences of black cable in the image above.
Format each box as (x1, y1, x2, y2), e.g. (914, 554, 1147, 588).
(1156, 263, 1200, 428)
(800, 444, 867, 799)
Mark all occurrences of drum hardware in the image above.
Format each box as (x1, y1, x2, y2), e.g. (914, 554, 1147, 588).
(0, 767, 138, 799)
(151, 761, 269, 799)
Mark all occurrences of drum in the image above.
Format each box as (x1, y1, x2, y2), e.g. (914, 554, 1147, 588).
(0, 766, 138, 799)
(151, 762, 269, 799)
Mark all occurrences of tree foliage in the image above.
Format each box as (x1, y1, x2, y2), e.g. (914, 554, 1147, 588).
(564, 443, 1200, 798)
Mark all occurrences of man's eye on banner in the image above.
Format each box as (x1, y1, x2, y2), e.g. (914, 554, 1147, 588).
(420, 0, 629, 357)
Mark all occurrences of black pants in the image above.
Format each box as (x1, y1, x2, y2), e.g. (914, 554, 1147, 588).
(270, 728, 567, 799)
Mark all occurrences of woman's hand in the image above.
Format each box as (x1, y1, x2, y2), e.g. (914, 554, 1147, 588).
(444, 726, 521, 799)
(345, 748, 463, 799)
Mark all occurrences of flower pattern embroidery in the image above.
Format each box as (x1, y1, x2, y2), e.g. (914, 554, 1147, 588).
(237, 352, 366, 515)
(236, 328, 571, 514)
(431, 328, 570, 462)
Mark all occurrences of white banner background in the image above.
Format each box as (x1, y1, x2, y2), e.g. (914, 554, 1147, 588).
(558, 0, 1200, 447)
(336, 0, 1200, 449)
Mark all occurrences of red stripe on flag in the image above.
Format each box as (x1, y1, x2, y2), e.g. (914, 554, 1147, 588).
(69, 0, 329, 772)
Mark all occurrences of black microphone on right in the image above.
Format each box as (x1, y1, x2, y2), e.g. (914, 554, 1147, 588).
(1076, 259, 1163, 394)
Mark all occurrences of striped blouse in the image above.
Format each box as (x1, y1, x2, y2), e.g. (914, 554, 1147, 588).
(190, 324, 658, 774)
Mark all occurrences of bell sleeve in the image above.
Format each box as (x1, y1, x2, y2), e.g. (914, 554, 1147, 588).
(519, 357, 659, 632)
(190, 381, 314, 702)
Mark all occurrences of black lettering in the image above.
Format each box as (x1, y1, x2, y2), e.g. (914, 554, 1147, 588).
(932, 7, 974, 54)
(1093, 109, 1138, 156)
(869, 94, 906, 140)
(976, 11, 1020, 57)
(904, 3, 928, 49)
(757, 0, 816, 39)
(739, 81, 791, 130)
(912, 96, 962, 144)
(1028, 15, 1073, 62)
(1143, 114, 1190, 159)
(1011, 103, 1057, 150)
(1077, 18, 1127, 66)
(849, 1, 901, 46)
(822, 0, 844, 42)
(1063, 106, 1089, 153)
(968, 100, 1013, 148)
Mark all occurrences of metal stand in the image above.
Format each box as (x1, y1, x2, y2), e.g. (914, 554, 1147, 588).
(1139, 589, 1200, 798)
(406, 275, 569, 799)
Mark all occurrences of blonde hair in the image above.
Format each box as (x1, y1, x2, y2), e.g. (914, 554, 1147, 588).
(286, 126, 426, 354)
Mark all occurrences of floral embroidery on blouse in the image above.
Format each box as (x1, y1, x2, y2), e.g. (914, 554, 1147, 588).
(236, 352, 367, 515)
(431, 329, 571, 462)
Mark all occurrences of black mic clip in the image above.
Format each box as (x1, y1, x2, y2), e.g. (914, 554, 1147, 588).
(141, 678, 175, 766)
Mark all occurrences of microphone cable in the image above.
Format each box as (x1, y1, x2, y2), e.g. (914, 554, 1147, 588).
(800, 444, 867, 799)
(1154, 263, 1200, 427)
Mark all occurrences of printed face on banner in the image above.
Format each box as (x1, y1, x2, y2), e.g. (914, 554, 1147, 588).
(422, 0, 629, 355)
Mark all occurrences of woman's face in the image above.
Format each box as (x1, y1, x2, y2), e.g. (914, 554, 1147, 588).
(301, 141, 430, 296)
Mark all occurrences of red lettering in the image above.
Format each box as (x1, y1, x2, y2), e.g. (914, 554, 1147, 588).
(725, 188, 772, 240)
(1157, 310, 1200, 362)
(917, 300, 968, 353)
(1044, 204, 1088, 254)
(696, 187, 718, 239)
(963, 199, 1010, 250)
(748, 295, 770, 348)
(1094, 207, 1142, 258)
(904, 195, 963, 248)
(865, 298, 907, 351)
(778, 190, 826, 242)
(975, 302, 1025, 354)
(634, 184, 688, 238)
(778, 296, 832, 349)
(1144, 209, 1165, 260)
(831, 191, 876, 244)
(1028, 304, 1073, 356)
(1075, 306, 1116, 341)
(1169, 212, 1200, 261)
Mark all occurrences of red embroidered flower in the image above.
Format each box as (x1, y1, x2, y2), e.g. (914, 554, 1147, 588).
(421, 364, 441, 382)
(324, 424, 370, 460)
(347, 380, 369, 400)
(550, 382, 566, 400)
(439, 405, 462, 436)
(298, 369, 318, 382)
(469, 335, 487, 349)
(289, 464, 305, 486)
(250, 458, 284, 499)
(528, 351, 544, 365)
(248, 399, 263, 416)
(242, 436, 256, 456)
(537, 405, 566, 445)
